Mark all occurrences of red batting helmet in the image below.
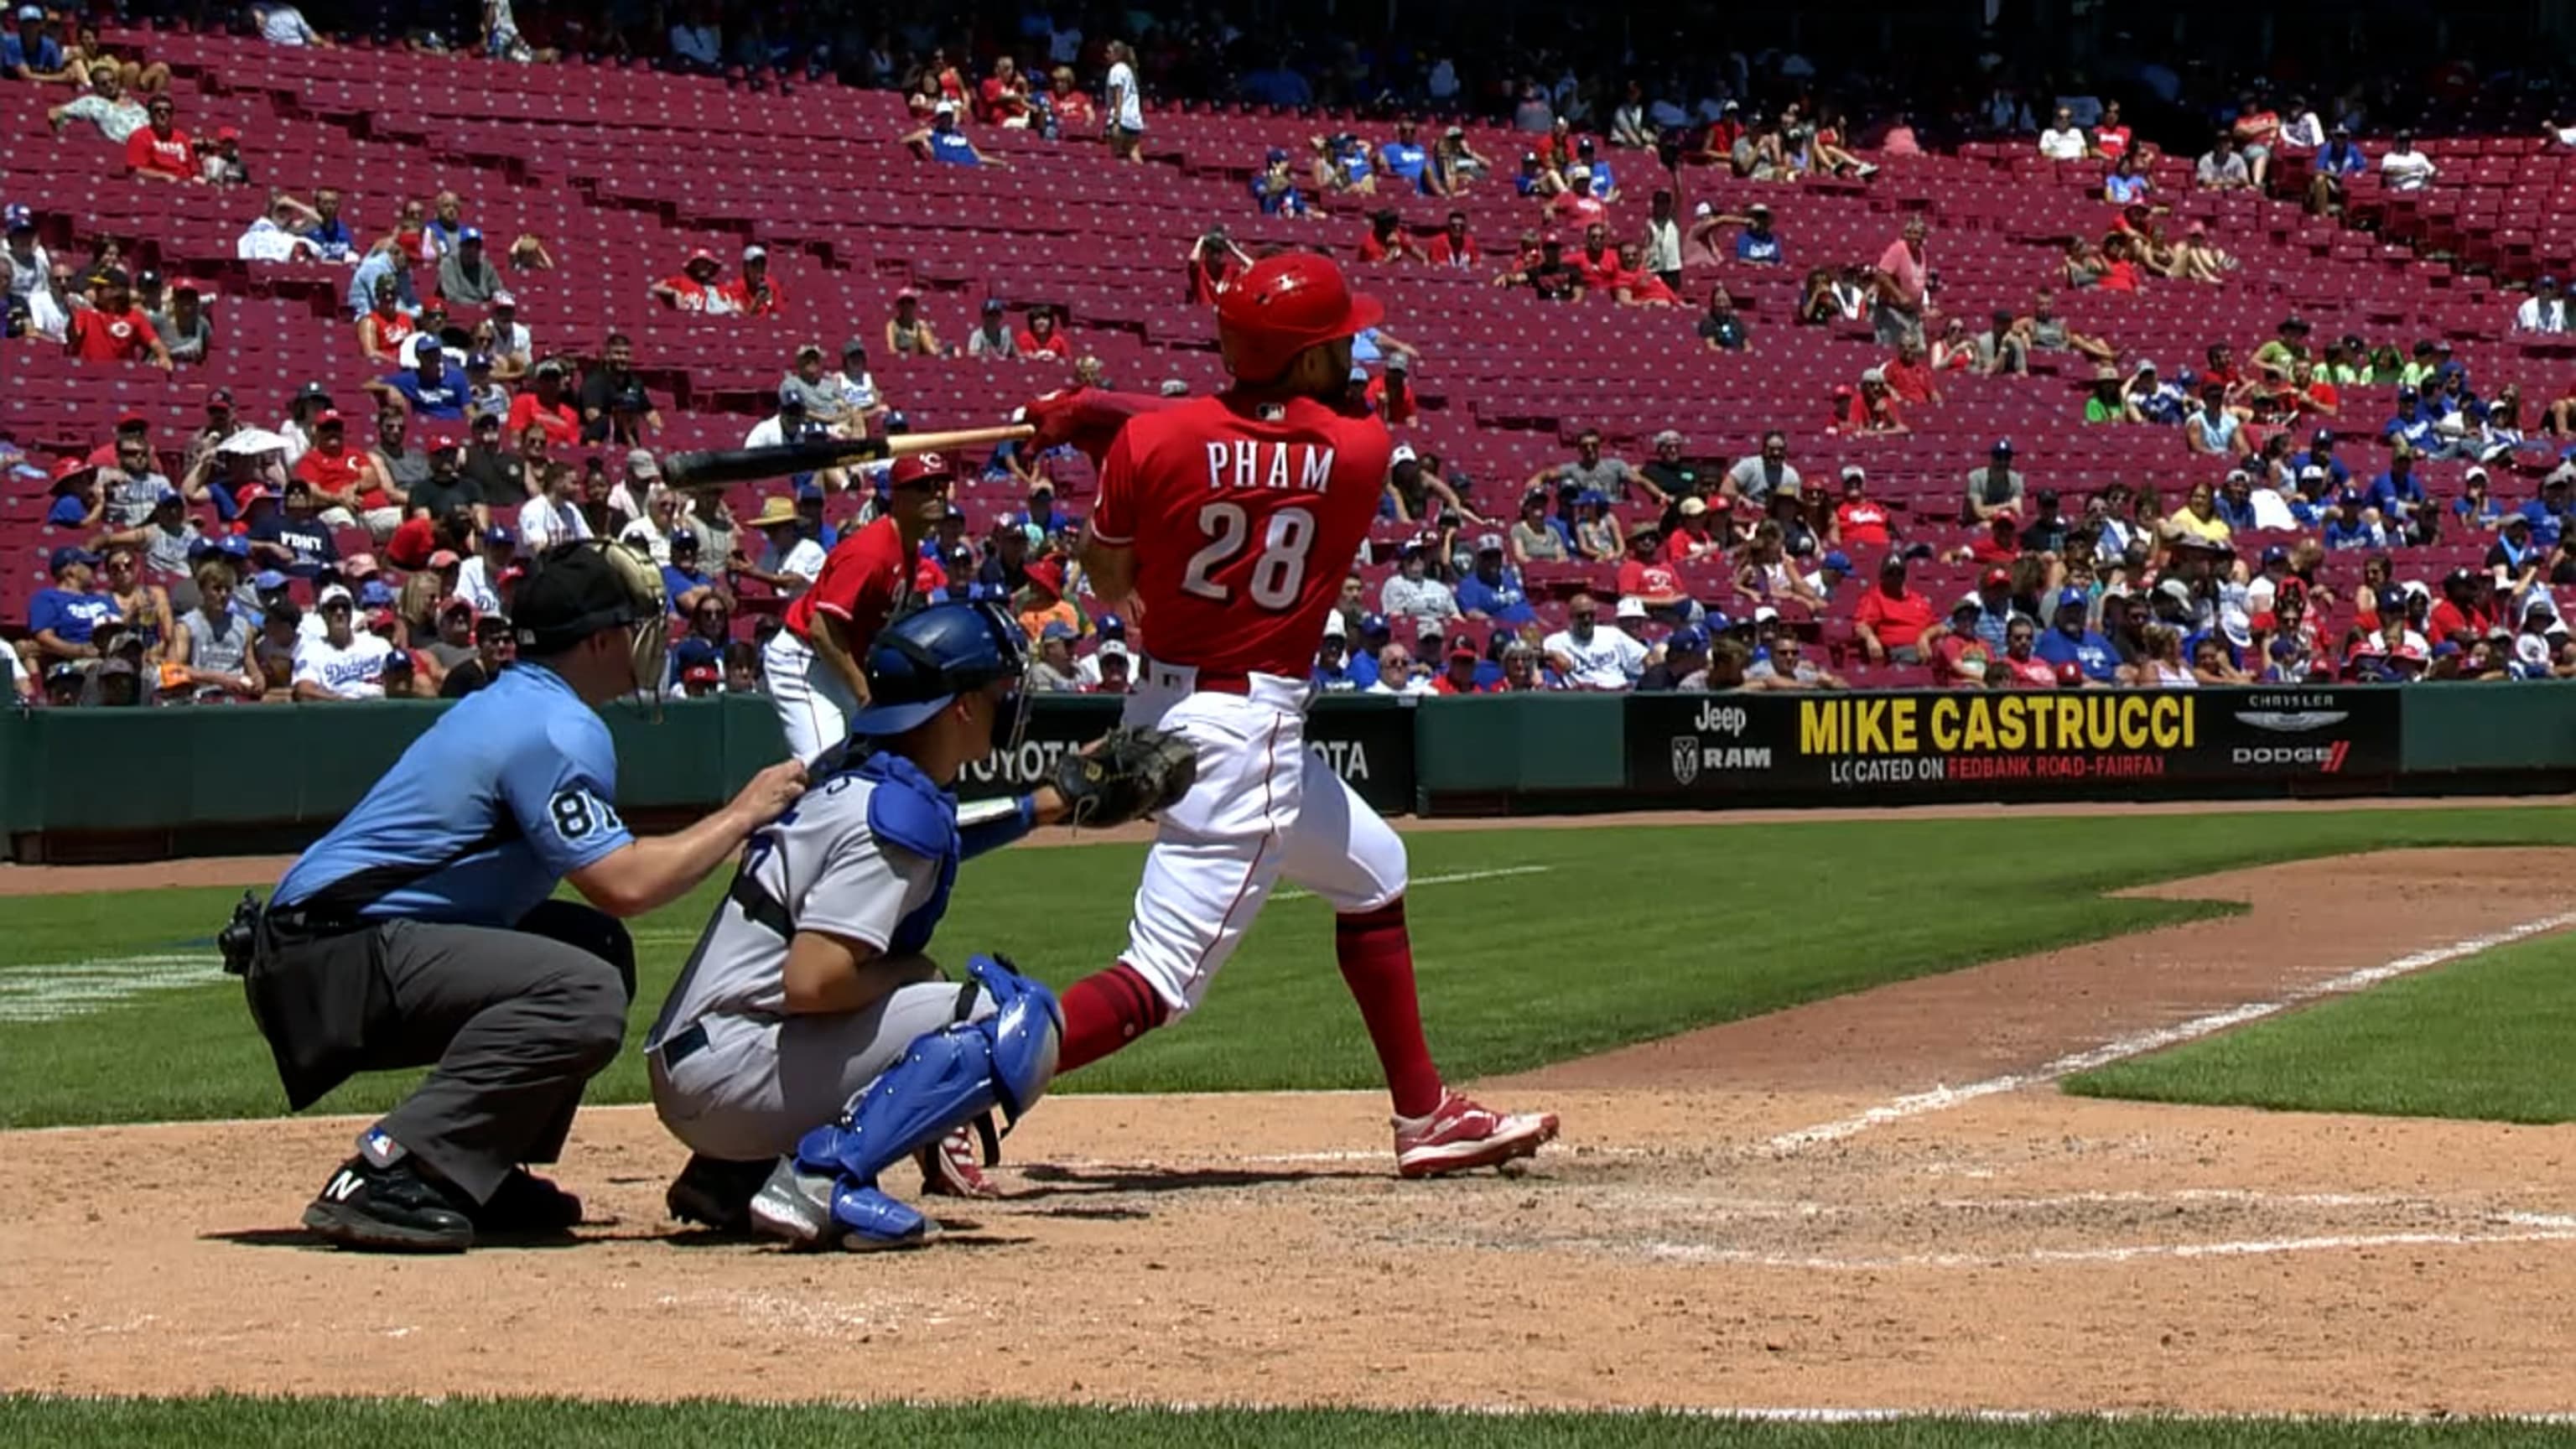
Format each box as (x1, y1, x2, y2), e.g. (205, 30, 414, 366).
(888, 451, 954, 489)
(1215, 252, 1384, 384)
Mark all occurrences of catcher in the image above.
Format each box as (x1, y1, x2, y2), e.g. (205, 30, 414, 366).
(647, 599, 1194, 1249)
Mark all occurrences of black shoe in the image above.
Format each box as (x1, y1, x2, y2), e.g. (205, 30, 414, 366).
(303, 1157, 474, 1253)
(467, 1168, 584, 1239)
(665, 1153, 776, 1234)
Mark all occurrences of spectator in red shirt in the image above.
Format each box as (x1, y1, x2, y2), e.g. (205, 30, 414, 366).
(1612, 245, 1680, 307)
(1357, 210, 1426, 264)
(1615, 527, 1690, 615)
(650, 250, 739, 314)
(1015, 305, 1072, 361)
(123, 94, 195, 184)
(1429, 636, 1491, 693)
(2426, 567, 2496, 646)
(1663, 497, 1722, 564)
(1842, 369, 1909, 433)
(1852, 553, 1937, 664)
(1363, 353, 1419, 426)
(1426, 211, 1480, 269)
(1997, 616, 2057, 687)
(1048, 67, 1095, 132)
(726, 246, 787, 317)
(1832, 466, 1895, 553)
(1923, 597, 1999, 687)
(1960, 514, 2021, 567)
(979, 55, 1032, 127)
(1186, 227, 1251, 303)
(1882, 336, 1943, 407)
(506, 358, 580, 445)
(65, 269, 173, 370)
(1569, 222, 1620, 290)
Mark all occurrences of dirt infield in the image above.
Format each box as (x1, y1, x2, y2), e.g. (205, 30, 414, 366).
(6, 845, 2576, 1415)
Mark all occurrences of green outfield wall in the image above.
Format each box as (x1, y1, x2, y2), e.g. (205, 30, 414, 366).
(2, 683, 2568, 860)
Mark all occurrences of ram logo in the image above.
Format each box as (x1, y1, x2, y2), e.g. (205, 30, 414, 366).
(2236, 710, 2350, 735)
(1670, 735, 1701, 786)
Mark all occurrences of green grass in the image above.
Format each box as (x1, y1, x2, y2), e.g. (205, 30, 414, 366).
(8, 807, 2576, 1129)
(2069, 929, 2576, 1123)
(5, 1398, 2575, 1449)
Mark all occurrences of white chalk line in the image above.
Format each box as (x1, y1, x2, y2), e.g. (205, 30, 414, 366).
(626, 865, 1556, 943)
(1765, 907, 2576, 1154)
(1109, 1400, 2576, 1426)
(0, 953, 230, 1023)
(1635, 1226, 2576, 1272)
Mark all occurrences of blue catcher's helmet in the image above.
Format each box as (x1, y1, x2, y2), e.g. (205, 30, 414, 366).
(844, 600, 1030, 740)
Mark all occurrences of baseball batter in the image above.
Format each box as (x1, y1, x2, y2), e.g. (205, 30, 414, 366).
(650, 600, 1193, 1247)
(761, 452, 954, 762)
(1039, 252, 1559, 1175)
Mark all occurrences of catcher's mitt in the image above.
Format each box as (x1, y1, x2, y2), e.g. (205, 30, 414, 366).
(1052, 727, 1197, 828)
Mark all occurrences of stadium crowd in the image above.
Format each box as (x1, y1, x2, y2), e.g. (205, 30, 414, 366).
(10, 3, 2576, 705)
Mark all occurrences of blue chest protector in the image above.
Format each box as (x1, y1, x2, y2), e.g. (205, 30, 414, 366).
(854, 750, 961, 958)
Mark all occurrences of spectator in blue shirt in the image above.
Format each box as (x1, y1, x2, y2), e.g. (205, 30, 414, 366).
(3, 8, 64, 81)
(2383, 387, 2439, 452)
(2293, 428, 2350, 489)
(2367, 447, 2431, 539)
(2214, 470, 2261, 531)
(2287, 465, 2335, 527)
(2104, 153, 2151, 205)
(28, 547, 120, 663)
(1734, 204, 1784, 264)
(2519, 470, 2575, 548)
(1454, 535, 1538, 626)
(903, 103, 1005, 168)
(2454, 467, 2505, 529)
(345, 244, 416, 320)
(1250, 148, 1308, 216)
(368, 335, 471, 420)
(2033, 588, 2117, 681)
(1572, 138, 1617, 199)
(1379, 120, 1430, 192)
(252, 480, 342, 576)
(2324, 509, 2388, 551)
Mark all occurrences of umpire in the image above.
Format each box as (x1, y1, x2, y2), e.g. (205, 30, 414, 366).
(233, 539, 804, 1253)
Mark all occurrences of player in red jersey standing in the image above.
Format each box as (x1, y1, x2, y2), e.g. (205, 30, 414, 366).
(1039, 253, 1559, 1177)
(762, 453, 950, 764)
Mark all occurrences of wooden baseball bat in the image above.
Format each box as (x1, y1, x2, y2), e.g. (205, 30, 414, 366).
(659, 424, 1036, 491)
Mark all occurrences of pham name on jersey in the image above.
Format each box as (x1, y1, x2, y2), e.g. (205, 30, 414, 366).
(1202, 442, 1337, 493)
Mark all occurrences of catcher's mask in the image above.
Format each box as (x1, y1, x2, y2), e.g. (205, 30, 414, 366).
(510, 538, 668, 699)
(845, 599, 1031, 751)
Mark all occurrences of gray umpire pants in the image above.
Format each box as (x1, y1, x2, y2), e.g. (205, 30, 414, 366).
(251, 901, 633, 1205)
(648, 979, 995, 1162)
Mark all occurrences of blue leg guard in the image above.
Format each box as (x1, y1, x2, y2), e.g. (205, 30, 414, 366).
(792, 956, 1062, 1247)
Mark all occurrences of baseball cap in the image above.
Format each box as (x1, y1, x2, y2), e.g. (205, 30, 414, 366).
(1952, 594, 1982, 616)
(626, 449, 662, 479)
(1096, 612, 1127, 638)
(48, 545, 99, 575)
(1678, 496, 1709, 517)
(1474, 532, 1505, 553)
(1614, 596, 1649, 620)
(484, 525, 517, 547)
(409, 335, 442, 362)
(428, 549, 463, 569)
(1356, 611, 1387, 637)
(982, 297, 1005, 314)
(1667, 625, 1710, 653)
(1991, 439, 2015, 456)
(490, 290, 517, 309)
(1980, 566, 2011, 588)
(1446, 635, 1480, 661)
(2261, 544, 2291, 567)
(460, 226, 484, 244)
(317, 584, 356, 610)
(252, 569, 289, 591)
(1025, 558, 1066, 595)
(2055, 587, 2089, 613)
(682, 662, 721, 686)
(2156, 578, 2195, 607)
(2, 202, 31, 233)
(743, 244, 767, 262)
(341, 553, 382, 579)
(468, 352, 495, 371)
(686, 248, 718, 267)
(359, 580, 397, 608)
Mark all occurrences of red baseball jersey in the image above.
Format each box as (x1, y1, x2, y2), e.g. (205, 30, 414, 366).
(783, 516, 911, 645)
(1093, 394, 1394, 679)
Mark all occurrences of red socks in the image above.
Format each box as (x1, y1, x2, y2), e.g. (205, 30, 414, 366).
(1055, 962, 1169, 1073)
(1055, 900, 1445, 1120)
(1335, 898, 1445, 1119)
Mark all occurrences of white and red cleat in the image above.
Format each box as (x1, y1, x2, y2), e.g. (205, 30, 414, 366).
(1393, 1090, 1561, 1178)
(916, 1125, 998, 1198)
